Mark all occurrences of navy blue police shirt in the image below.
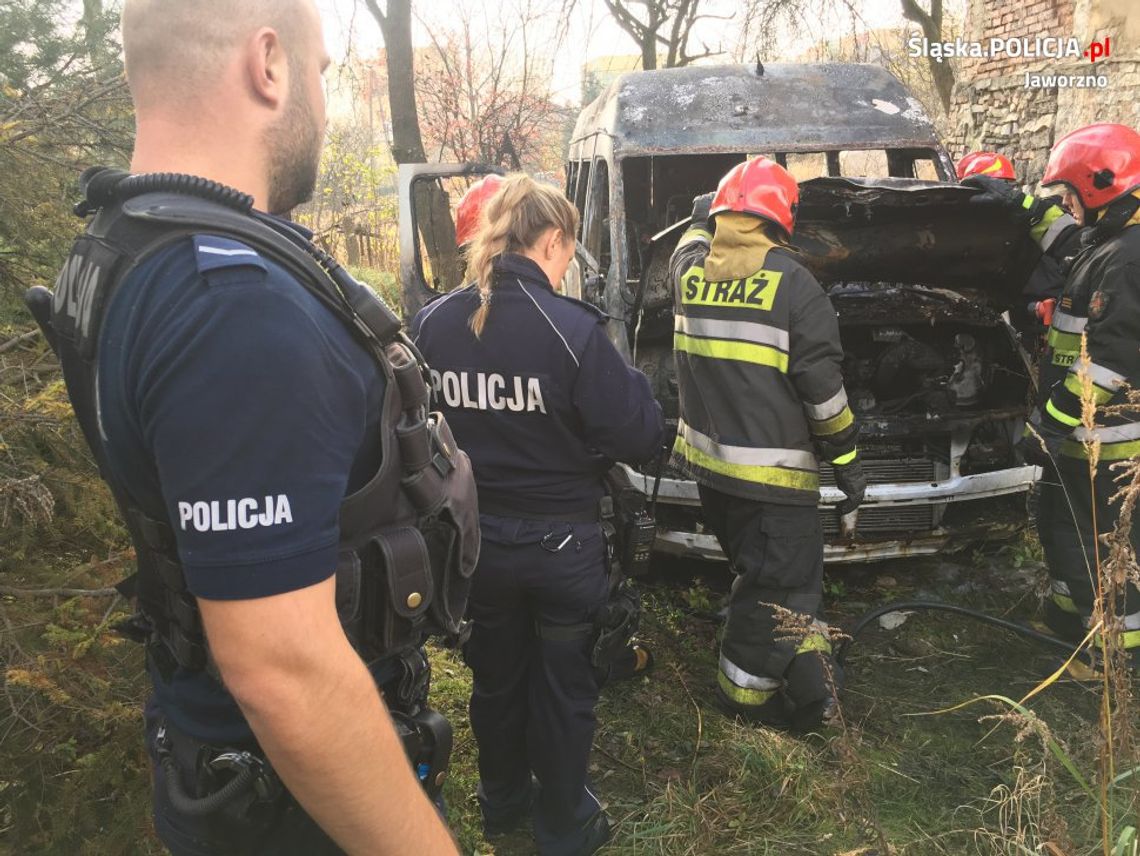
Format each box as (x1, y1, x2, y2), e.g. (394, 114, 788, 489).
(410, 253, 663, 516)
(97, 230, 385, 744)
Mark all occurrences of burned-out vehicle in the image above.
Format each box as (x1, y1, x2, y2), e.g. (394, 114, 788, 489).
(399, 63, 1041, 563)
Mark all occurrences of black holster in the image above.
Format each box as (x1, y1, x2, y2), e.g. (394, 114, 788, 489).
(590, 580, 641, 669)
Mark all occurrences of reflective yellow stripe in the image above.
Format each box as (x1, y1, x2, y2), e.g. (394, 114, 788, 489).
(1094, 630, 1140, 650)
(831, 448, 857, 466)
(1047, 329, 1083, 352)
(1063, 438, 1140, 461)
(1046, 398, 1082, 427)
(1064, 373, 1115, 405)
(680, 227, 712, 245)
(796, 633, 832, 655)
(1020, 193, 1033, 209)
(674, 434, 820, 491)
(1029, 203, 1064, 243)
(717, 670, 777, 706)
(811, 405, 854, 437)
(674, 332, 789, 372)
(1051, 592, 1079, 614)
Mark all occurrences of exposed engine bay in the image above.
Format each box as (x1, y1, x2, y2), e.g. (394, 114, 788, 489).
(631, 250, 1033, 437)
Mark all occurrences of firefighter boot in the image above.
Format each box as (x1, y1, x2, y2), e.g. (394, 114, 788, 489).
(784, 651, 842, 732)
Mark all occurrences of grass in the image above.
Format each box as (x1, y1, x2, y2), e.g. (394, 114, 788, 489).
(0, 504, 1131, 854)
(419, 547, 1122, 855)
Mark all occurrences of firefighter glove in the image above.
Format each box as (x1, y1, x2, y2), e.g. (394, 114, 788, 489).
(963, 175, 1061, 230)
(690, 192, 715, 226)
(832, 458, 866, 515)
(1017, 419, 1067, 468)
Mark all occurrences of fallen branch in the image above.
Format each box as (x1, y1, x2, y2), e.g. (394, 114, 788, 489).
(592, 741, 643, 774)
(0, 586, 119, 598)
(0, 330, 40, 355)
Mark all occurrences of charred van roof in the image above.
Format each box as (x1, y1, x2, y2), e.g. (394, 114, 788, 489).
(568, 63, 942, 159)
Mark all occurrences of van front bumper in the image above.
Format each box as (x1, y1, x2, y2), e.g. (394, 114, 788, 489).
(619, 463, 1040, 564)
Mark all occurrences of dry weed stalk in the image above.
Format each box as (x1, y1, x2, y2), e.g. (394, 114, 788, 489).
(974, 709, 1074, 852)
(1073, 344, 1140, 851)
(769, 603, 890, 853)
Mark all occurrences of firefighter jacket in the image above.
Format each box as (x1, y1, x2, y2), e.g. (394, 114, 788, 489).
(669, 215, 858, 506)
(1037, 193, 1140, 461)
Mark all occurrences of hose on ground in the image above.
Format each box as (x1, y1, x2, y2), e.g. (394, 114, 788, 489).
(835, 599, 1090, 667)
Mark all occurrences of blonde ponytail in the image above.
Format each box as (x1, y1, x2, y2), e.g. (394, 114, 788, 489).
(466, 174, 579, 337)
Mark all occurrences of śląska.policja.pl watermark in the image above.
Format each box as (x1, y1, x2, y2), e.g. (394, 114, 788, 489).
(907, 35, 1112, 89)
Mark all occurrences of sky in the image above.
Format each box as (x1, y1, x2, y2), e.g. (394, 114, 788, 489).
(313, 0, 941, 107)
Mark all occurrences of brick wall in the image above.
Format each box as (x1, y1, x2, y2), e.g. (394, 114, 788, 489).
(949, 0, 1140, 187)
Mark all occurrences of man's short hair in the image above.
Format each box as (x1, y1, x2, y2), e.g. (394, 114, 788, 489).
(122, 0, 304, 107)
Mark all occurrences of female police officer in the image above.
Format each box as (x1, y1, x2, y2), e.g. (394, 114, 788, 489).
(411, 174, 663, 855)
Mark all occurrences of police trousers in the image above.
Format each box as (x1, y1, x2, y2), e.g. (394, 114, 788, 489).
(1037, 458, 1140, 650)
(464, 513, 610, 856)
(698, 485, 837, 723)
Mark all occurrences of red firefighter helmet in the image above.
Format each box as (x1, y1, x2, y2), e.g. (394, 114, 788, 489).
(956, 151, 1016, 181)
(455, 174, 504, 246)
(710, 156, 799, 238)
(1042, 123, 1140, 211)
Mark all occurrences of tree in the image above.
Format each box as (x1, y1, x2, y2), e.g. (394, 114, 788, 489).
(597, 0, 728, 70)
(899, 0, 954, 113)
(733, 0, 958, 122)
(414, 3, 567, 174)
(0, 0, 131, 306)
(361, 0, 461, 291)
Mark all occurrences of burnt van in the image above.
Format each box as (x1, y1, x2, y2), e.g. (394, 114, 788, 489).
(399, 63, 1040, 563)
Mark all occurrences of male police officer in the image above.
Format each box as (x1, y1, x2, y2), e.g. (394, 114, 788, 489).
(670, 157, 865, 730)
(36, 2, 463, 853)
(971, 124, 1140, 661)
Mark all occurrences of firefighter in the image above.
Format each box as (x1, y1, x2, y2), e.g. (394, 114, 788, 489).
(957, 151, 1017, 181)
(670, 156, 865, 730)
(959, 150, 1075, 340)
(411, 174, 663, 854)
(973, 123, 1140, 661)
(455, 174, 505, 249)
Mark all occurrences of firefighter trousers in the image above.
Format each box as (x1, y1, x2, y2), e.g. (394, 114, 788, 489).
(698, 485, 839, 728)
(1037, 458, 1140, 655)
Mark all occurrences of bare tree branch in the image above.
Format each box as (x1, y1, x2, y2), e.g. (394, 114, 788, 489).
(900, 0, 953, 112)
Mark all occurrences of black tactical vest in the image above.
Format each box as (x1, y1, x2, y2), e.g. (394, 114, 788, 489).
(28, 170, 480, 676)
